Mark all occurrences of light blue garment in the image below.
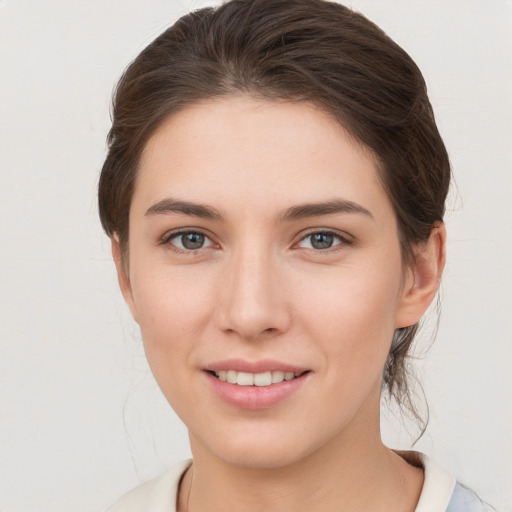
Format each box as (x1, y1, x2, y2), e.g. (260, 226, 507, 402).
(447, 483, 496, 512)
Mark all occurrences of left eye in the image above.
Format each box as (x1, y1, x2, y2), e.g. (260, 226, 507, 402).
(297, 232, 344, 250)
(167, 231, 214, 251)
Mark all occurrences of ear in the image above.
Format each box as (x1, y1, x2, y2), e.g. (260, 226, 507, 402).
(111, 235, 139, 324)
(395, 222, 447, 328)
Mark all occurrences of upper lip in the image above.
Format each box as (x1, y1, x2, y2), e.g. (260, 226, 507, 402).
(204, 358, 309, 374)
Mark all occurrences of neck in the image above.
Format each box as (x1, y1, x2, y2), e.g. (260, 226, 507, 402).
(179, 391, 423, 512)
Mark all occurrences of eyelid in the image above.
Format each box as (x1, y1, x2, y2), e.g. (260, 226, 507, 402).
(160, 227, 219, 253)
(158, 227, 353, 253)
(294, 228, 354, 250)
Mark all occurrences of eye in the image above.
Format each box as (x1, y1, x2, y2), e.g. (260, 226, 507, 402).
(166, 230, 214, 251)
(297, 231, 348, 250)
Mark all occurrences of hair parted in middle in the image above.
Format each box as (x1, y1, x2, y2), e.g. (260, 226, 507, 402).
(98, 0, 451, 433)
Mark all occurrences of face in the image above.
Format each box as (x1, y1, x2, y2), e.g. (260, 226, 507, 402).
(115, 96, 436, 469)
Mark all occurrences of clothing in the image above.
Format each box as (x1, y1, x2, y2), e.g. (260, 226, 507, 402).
(106, 452, 493, 512)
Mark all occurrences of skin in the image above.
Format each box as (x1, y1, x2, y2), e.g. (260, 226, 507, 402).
(113, 96, 446, 512)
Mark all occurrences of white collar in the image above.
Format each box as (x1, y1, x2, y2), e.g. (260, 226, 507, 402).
(396, 450, 456, 512)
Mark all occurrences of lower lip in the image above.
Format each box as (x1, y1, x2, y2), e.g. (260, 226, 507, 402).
(205, 372, 309, 410)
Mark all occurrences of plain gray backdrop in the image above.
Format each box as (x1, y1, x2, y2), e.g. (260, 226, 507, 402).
(0, 1, 511, 510)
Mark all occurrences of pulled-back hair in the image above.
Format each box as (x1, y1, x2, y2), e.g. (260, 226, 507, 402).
(98, 0, 450, 428)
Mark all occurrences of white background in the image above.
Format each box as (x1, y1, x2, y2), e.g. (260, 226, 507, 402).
(0, 1, 510, 510)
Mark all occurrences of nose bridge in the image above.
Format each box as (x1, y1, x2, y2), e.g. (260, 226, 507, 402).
(218, 238, 288, 340)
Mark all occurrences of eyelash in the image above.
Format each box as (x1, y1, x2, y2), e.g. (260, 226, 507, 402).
(295, 230, 353, 252)
(161, 228, 353, 255)
(161, 229, 216, 255)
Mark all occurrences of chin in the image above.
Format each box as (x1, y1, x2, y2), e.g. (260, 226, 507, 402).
(190, 423, 333, 470)
(215, 446, 311, 470)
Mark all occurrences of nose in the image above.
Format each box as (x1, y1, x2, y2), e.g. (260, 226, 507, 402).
(216, 247, 291, 342)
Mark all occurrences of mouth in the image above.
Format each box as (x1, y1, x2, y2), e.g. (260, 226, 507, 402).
(204, 362, 310, 409)
(208, 370, 308, 387)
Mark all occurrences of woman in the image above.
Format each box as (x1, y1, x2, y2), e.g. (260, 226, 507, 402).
(99, 0, 493, 510)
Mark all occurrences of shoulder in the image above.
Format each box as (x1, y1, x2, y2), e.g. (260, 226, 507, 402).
(106, 459, 192, 512)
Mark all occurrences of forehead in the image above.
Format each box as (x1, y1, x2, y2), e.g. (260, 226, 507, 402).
(133, 95, 391, 218)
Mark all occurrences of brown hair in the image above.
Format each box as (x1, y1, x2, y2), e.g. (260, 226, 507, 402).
(99, 0, 450, 428)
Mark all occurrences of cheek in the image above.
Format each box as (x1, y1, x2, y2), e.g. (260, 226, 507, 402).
(131, 256, 213, 330)
(297, 258, 403, 374)
(128, 263, 215, 386)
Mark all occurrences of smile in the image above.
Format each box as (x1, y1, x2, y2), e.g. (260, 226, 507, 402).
(206, 368, 310, 410)
(213, 370, 304, 387)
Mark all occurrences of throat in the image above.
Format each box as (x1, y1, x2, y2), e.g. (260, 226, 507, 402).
(183, 441, 424, 512)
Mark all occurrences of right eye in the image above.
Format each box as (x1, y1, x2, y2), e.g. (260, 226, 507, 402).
(165, 231, 214, 251)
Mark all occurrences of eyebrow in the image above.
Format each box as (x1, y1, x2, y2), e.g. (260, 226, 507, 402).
(280, 198, 373, 222)
(145, 198, 223, 220)
(145, 197, 373, 222)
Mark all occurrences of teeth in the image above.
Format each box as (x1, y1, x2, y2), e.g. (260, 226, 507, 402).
(254, 371, 272, 387)
(271, 370, 284, 383)
(213, 370, 303, 387)
(236, 371, 254, 386)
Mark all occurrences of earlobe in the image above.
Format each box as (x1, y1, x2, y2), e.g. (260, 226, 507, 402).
(111, 235, 139, 324)
(395, 223, 447, 329)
